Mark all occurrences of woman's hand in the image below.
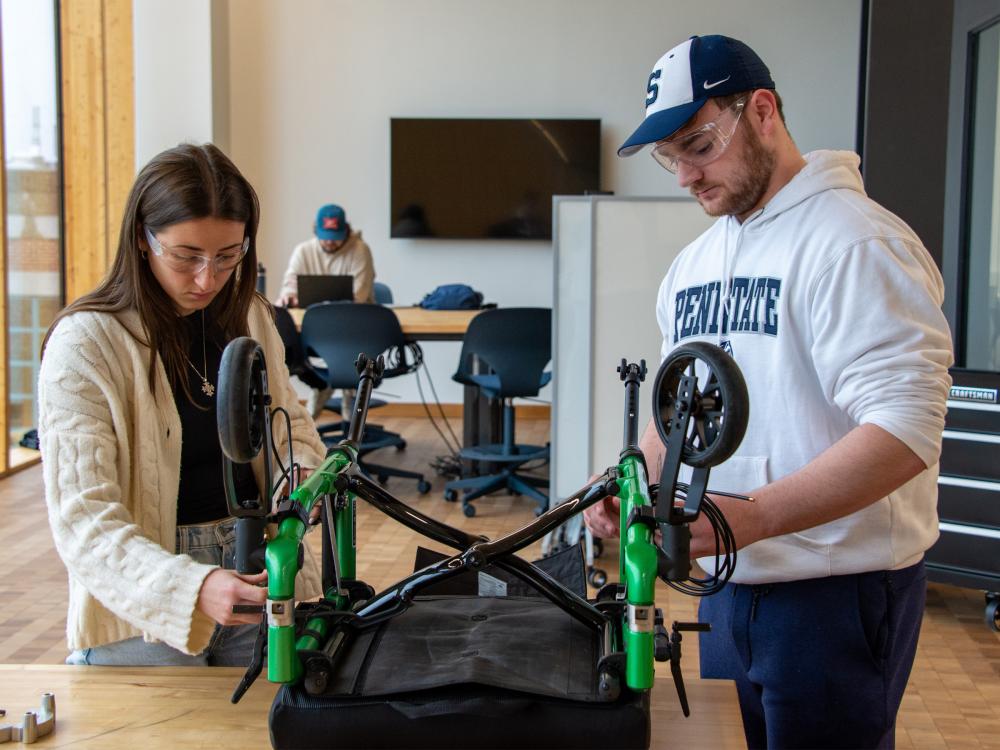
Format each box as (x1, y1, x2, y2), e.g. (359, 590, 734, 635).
(196, 568, 267, 626)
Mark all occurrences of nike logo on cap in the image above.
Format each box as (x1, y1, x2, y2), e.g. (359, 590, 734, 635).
(703, 76, 731, 89)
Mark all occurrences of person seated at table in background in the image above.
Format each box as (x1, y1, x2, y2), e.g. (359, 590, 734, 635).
(38, 143, 327, 666)
(275, 203, 375, 307)
(276, 203, 376, 418)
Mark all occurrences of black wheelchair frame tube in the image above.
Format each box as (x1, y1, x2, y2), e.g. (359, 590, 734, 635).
(344, 473, 616, 632)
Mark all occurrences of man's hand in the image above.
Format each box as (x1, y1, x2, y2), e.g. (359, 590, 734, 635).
(583, 495, 621, 538)
(582, 471, 621, 538)
(197, 568, 268, 626)
(275, 292, 298, 308)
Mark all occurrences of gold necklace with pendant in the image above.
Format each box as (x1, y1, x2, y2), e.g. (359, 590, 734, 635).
(185, 309, 215, 397)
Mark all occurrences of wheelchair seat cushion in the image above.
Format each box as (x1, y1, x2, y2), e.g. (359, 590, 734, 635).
(270, 595, 650, 749)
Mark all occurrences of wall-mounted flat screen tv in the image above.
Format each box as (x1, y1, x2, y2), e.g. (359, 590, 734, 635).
(390, 118, 601, 240)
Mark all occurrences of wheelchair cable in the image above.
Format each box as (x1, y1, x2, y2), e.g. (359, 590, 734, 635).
(648, 482, 738, 596)
(269, 406, 302, 501)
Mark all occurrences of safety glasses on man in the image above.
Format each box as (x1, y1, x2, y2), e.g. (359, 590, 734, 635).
(650, 97, 747, 174)
(143, 225, 249, 275)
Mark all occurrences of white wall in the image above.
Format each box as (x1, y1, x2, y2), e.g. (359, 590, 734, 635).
(135, 0, 863, 403)
(133, 0, 216, 165)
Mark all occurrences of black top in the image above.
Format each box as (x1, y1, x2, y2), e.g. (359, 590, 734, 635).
(173, 312, 258, 526)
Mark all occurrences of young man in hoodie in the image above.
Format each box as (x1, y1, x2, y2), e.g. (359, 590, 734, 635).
(276, 203, 376, 417)
(584, 35, 953, 749)
(277, 203, 376, 307)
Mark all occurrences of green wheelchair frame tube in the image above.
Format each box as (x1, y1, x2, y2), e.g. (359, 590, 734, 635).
(266, 448, 662, 689)
(617, 454, 658, 690)
(266, 449, 354, 683)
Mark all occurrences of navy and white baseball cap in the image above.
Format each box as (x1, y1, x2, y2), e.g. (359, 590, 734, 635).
(315, 204, 348, 241)
(618, 35, 775, 157)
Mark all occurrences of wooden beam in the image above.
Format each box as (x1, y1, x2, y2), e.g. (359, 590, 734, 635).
(102, 0, 134, 256)
(59, 0, 134, 304)
(60, 0, 107, 303)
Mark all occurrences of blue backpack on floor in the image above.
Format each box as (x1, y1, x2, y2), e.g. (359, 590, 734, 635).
(419, 284, 484, 310)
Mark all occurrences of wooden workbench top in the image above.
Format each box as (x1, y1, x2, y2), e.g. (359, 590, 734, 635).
(0, 664, 745, 748)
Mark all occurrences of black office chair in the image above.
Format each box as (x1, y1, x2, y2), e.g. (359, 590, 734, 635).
(300, 302, 431, 494)
(273, 305, 328, 391)
(313, 282, 392, 415)
(373, 282, 394, 305)
(443, 307, 551, 517)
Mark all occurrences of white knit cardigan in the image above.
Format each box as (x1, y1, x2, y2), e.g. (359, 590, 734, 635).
(39, 300, 328, 654)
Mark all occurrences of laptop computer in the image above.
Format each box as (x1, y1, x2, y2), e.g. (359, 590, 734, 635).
(296, 274, 354, 307)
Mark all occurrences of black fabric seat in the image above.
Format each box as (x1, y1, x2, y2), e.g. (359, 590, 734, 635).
(270, 674, 650, 749)
(268, 546, 650, 749)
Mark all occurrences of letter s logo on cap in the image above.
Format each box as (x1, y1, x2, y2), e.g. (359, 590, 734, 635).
(645, 69, 661, 108)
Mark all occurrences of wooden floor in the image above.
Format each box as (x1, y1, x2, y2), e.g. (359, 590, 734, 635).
(2, 414, 999, 748)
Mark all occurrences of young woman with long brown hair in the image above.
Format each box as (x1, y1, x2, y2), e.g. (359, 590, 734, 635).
(39, 143, 326, 665)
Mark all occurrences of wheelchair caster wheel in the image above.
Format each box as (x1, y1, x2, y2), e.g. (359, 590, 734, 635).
(417, 480, 432, 495)
(986, 594, 1000, 632)
(463, 503, 477, 518)
(397, 440, 407, 451)
(593, 538, 604, 558)
(444, 489, 458, 502)
(653, 341, 749, 468)
(588, 567, 608, 588)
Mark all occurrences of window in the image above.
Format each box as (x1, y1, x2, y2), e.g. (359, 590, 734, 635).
(0, 0, 132, 475)
(1, 0, 62, 470)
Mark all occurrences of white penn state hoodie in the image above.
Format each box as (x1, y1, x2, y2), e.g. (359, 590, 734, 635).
(655, 150, 954, 584)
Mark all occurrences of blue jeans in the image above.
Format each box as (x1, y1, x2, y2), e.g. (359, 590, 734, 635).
(66, 517, 259, 667)
(698, 560, 926, 750)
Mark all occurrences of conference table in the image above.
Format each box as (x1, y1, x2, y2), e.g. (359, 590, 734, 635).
(285, 305, 482, 342)
(0, 664, 747, 748)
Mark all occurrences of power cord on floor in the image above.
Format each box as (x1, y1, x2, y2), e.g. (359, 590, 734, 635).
(429, 454, 463, 479)
(410, 358, 552, 481)
(412, 358, 464, 477)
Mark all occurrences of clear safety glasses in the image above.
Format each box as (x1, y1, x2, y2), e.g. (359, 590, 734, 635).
(144, 226, 249, 275)
(651, 97, 747, 174)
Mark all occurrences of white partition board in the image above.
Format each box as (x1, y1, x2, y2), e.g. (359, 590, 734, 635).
(552, 197, 714, 505)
